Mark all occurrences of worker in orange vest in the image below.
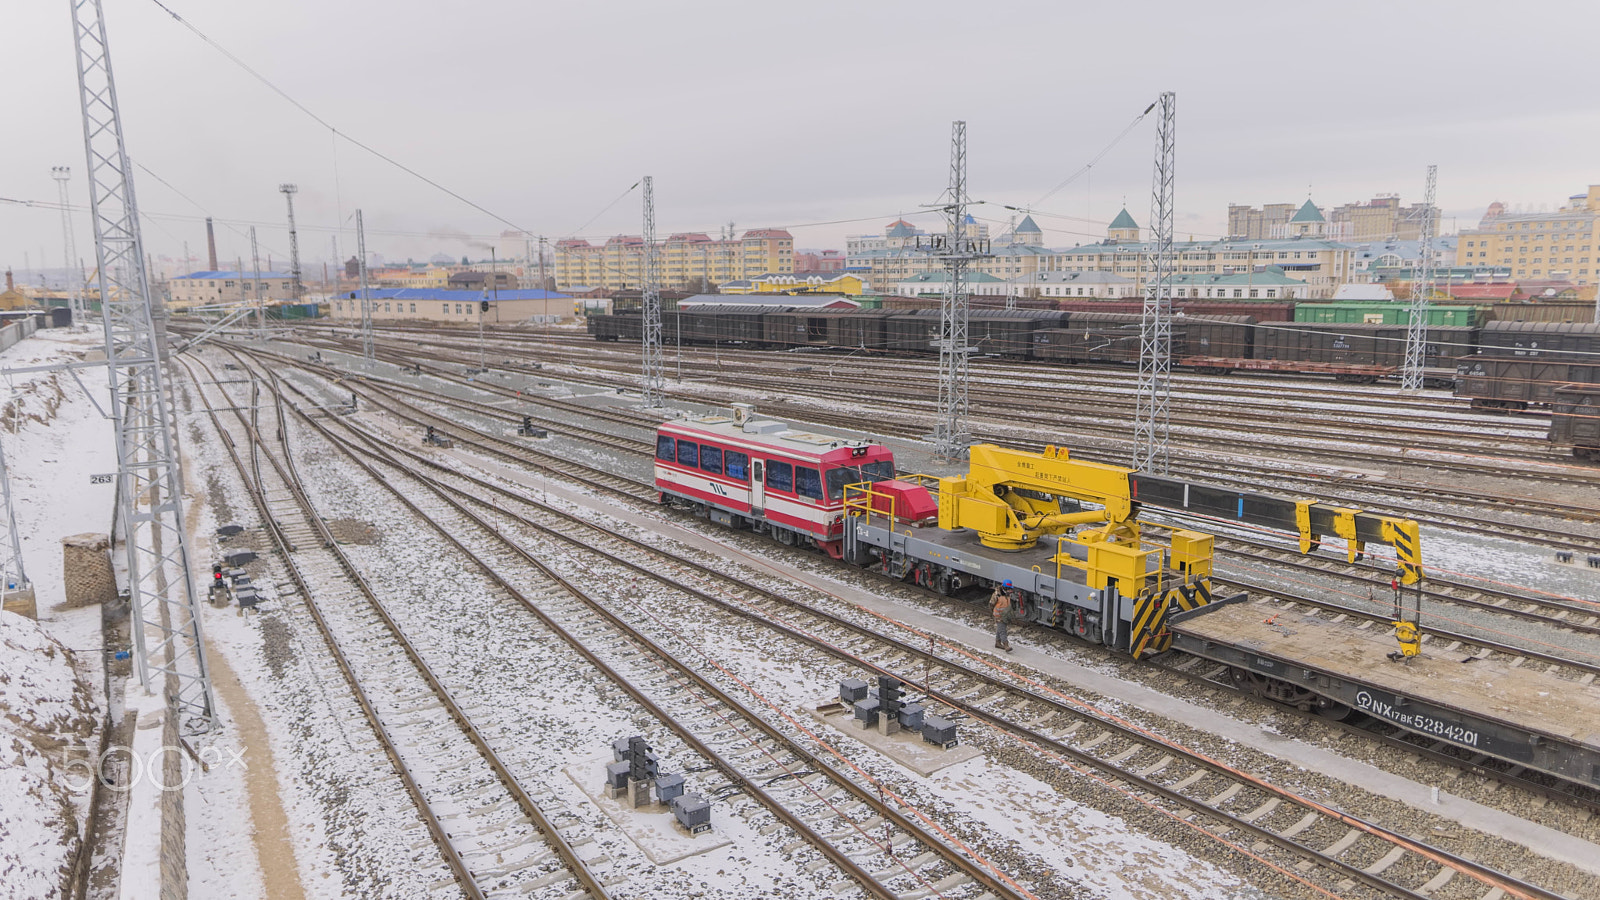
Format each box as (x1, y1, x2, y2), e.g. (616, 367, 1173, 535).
(992, 581, 1016, 652)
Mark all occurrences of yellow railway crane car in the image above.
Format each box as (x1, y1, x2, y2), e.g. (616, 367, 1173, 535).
(843, 443, 1422, 660)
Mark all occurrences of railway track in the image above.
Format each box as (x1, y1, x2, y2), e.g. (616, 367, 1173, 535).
(229, 349, 1041, 900)
(298, 329, 1600, 551)
(287, 327, 1600, 534)
(309, 325, 1581, 468)
(256, 349, 1581, 900)
(182, 355, 614, 900)
(248, 342, 1600, 668)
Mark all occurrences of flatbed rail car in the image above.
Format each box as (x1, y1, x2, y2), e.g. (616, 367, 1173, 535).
(1550, 383, 1600, 461)
(1169, 596, 1600, 787)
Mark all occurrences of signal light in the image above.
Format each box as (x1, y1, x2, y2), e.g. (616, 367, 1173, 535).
(212, 564, 223, 582)
(480, 300, 490, 312)
(877, 675, 903, 718)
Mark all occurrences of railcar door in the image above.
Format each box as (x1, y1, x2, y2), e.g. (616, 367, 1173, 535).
(751, 460, 765, 516)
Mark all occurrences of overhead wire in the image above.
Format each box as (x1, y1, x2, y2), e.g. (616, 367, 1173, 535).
(145, 0, 533, 235)
(1030, 101, 1156, 208)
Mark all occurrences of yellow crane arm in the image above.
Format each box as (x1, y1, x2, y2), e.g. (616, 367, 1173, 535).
(937, 444, 1135, 550)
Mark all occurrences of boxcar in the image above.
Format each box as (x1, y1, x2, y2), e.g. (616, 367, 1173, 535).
(1477, 321, 1600, 358)
(1455, 356, 1600, 409)
(763, 310, 838, 348)
(823, 309, 902, 349)
(1550, 384, 1600, 461)
(676, 304, 778, 345)
(1032, 311, 1142, 364)
(885, 310, 940, 352)
(1258, 323, 1474, 369)
(969, 309, 1069, 358)
(1176, 315, 1256, 360)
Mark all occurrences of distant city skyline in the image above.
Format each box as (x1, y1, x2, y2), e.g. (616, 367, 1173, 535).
(5, 1, 1597, 274)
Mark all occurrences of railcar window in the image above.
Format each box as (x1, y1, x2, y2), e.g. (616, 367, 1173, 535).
(701, 445, 723, 475)
(725, 451, 749, 481)
(766, 460, 793, 493)
(796, 466, 823, 500)
(824, 460, 897, 501)
(677, 441, 699, 467)
(656, 435, 675, 460)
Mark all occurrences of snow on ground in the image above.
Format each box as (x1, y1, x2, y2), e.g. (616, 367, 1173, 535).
(0, 329, 113, 900)
(0, 610, 100, 898)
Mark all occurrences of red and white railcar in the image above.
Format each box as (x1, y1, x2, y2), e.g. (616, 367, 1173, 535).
(654, 409, 897, 557)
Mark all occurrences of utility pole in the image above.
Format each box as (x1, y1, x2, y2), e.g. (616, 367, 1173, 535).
(928, 120, 986, 459)
(1401, 165, 1438, 393)
(1004, 213, 1017, 309)
(52, 166, 83, 325)
(1134, 91, 1176, 475)
(70, 0, 217, 729)
(538, 235, 548, 297)
(279, 184, 303, 301)
(249, 227, 265, 337)
(641, 176, 664, 407)
(356, 209, 373, 361)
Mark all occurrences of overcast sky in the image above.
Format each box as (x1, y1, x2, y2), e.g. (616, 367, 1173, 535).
(5, 0, 1599, 276)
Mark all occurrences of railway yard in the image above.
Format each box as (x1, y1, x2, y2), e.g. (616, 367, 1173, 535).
(7, 318, 1600, 900)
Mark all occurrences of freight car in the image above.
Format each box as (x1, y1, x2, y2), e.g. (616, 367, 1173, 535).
(1549, 384, 1600, 460)
(587, 307, 1501, 385)
(1451, 321, 1600, 410)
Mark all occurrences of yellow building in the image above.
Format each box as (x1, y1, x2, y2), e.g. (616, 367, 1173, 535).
(556, 228, 793, 291)
(1455, 185, 1600, 285)
(371, 266, 450, 289)
(724, 273, 865, 295)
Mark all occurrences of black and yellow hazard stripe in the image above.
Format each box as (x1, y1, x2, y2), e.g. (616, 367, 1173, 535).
(1131, 587, 1182, 659)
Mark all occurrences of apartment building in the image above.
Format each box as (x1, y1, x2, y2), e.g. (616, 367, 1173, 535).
(1454, 186, 1600, 285)
(554, 229, 793, 291)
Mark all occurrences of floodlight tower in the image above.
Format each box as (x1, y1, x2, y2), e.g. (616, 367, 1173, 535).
(1401, 166, 1438, 392)
(51, 167, 83, 323)
(279, 184, 303, 301)
(1133, 92, 1176, 475)
(930, 120, 987, 459)
(69, 0, 216, 729)
(640, 176, 664, 407)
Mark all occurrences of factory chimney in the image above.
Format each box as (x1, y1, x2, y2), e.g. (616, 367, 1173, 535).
(205, 217, 218, 270)
(4, 270, 12, 292)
